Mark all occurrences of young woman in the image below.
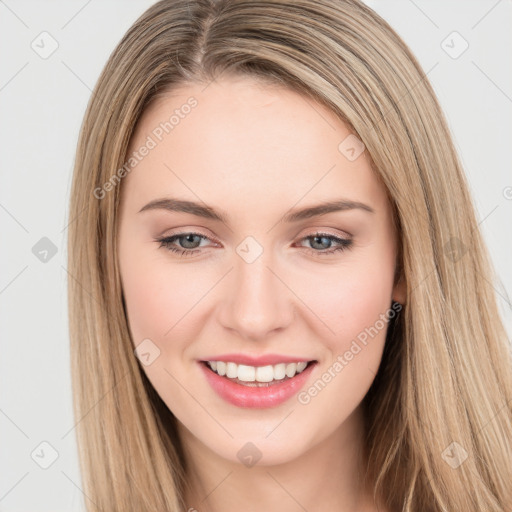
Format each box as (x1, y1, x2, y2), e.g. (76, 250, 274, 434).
(67, 0, 512, 510)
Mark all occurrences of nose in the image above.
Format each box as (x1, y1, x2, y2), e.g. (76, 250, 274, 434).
(217, 249, 295, 341)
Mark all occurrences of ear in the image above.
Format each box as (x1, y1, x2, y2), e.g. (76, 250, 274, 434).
(392, 274, 406, 306)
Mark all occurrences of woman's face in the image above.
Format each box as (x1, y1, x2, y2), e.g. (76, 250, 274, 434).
(118, 75, 405, 466)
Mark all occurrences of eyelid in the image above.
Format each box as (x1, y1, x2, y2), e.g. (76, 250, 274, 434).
(161, 227, 220, 244)
(296, 226, 352, 239)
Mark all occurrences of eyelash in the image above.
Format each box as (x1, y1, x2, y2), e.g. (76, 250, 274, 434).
(155, 231, 353, 258)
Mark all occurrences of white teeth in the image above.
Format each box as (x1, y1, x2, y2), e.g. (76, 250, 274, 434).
(237, 364, 256, 382)
(226, 362, 238, 378)
(216, 361, 226, 376)
(206, 360, 311, 382)
(296, 361, 308, 373)
(255, 365, 274, 382)
(285, 363, 297, 378)
(273, 363, 286, 380)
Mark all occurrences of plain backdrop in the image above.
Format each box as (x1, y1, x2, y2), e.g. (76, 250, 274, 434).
(0, 1, 511, 510)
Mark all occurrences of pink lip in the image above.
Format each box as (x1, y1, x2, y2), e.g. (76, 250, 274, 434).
(200, 353, 313, 366)
(199, 360, 317, 409)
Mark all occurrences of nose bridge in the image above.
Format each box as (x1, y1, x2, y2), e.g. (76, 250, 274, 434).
(219, 242, 293, 339)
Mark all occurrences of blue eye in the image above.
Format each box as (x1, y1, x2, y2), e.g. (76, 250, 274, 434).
(299, 234, 353, 255)
(157, 232, 208, 257)
(156, 232, 353, 257)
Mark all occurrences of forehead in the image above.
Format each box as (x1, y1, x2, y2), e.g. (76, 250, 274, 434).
(121, 76, 387, 218)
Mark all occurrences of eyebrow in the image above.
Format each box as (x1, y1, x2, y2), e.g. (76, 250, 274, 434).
(138, 197, 375, 223)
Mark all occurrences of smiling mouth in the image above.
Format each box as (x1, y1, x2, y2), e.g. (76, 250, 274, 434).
(201, 360, 317, 387)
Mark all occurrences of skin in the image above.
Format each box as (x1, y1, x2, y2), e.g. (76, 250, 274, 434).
(118, 75, 405, 512)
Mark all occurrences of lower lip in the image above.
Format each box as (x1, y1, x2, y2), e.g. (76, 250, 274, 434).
(199, 362, 316, 409)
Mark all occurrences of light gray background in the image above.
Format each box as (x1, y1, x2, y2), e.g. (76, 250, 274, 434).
(0, 1, 511, 510)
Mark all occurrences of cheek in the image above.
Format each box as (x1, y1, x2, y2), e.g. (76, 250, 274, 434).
(297, 252, 396, 351)
(289, 260, 395, 438)
(119, 235, 205, 354)
(119, 246, 212, 411)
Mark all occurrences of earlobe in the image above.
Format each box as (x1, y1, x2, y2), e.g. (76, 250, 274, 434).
(392, 275, 407, 306)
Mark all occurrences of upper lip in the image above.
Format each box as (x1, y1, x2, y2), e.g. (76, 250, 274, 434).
(200, 353, 316, 366)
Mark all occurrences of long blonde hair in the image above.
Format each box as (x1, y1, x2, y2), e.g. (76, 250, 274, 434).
(67, 0, 512, 510)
